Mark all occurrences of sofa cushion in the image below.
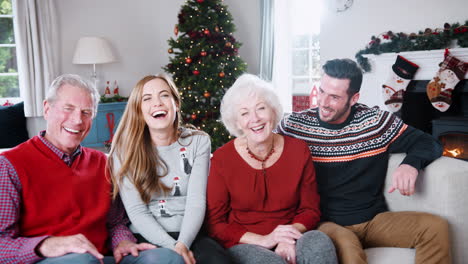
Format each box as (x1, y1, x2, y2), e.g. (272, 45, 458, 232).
(365, 247, 415, 264)
(0, 102, 29, 148)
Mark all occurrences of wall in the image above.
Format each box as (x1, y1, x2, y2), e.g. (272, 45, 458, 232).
(27, 0, 260, 136)
(320, 0, 467, 108)
(57, 0, 260, 96)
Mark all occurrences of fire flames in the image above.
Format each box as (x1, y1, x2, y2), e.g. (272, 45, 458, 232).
(443, 148, 463, 158)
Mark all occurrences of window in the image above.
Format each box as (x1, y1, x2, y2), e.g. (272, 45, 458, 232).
(291, 0, 322, 95)
(270, 0, 322, 112)
(0, 0, 19, 105)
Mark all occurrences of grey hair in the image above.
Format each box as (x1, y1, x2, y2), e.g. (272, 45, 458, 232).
(46, 74, 100, 116)
(220, 73, 283, 137)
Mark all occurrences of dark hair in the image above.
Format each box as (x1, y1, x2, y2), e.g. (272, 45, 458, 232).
(322, 59, 363, 96)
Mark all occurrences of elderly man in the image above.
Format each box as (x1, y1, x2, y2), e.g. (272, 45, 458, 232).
(0, 74, 183, 264)
(277, 59, 450, 264)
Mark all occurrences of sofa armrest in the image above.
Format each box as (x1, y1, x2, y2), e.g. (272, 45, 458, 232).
(385, 153, 468, 264)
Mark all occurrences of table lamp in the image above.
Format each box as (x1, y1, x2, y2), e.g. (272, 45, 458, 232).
(72, 36, 116, 89)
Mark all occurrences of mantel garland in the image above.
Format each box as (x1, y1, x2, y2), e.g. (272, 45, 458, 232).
(355, 21, 468, 72)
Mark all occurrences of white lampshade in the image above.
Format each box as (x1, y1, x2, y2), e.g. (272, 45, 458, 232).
(72, 36, 116, 64)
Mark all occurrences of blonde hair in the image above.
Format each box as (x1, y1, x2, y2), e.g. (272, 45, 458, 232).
(108, 73, 184, 203)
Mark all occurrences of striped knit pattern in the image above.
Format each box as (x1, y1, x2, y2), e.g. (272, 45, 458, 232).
(279, 104, 407, 163)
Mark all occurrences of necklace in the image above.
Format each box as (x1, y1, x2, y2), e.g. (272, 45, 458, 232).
(246, 137, 275, 175)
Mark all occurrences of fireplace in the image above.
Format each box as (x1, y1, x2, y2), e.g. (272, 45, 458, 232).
(399, 80, 468, 161)
(362, 48, 468, 161)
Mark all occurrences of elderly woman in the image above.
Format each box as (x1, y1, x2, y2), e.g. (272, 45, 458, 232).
(206, 74, 337, 264)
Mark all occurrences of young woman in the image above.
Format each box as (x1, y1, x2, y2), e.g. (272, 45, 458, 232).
(108, 74, 230, 264)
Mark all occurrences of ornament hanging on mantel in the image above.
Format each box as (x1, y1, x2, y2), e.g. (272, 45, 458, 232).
(426, 49, 468, 112)
(382, 55, 419, 112)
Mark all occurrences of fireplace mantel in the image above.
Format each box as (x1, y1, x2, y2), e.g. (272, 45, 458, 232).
(362, 48, 468, 80)
(358, 48, 468, 110)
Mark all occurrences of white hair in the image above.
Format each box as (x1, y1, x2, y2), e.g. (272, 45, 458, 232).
(46, 74, 100, 116)
(220, 73, 283, 137)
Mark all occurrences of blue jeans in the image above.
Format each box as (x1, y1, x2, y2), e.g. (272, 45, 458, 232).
(36, 248, 184, 264)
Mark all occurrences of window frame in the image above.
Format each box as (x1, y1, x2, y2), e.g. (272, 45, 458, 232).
(291, 33, 320, 95)
(0, 0, 20, 105)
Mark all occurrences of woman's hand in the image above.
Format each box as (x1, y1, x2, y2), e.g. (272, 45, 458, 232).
(275, 242, 297, 264)
(260, 225, 302, 249)
(174, 242, 196, 264)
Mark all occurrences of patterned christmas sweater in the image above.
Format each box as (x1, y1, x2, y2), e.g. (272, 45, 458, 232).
(277, 104, 442, 226)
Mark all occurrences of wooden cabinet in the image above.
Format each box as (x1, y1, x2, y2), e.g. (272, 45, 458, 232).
(82, 102, 127, 148)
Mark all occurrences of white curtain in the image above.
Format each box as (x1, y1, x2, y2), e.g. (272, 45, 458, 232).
(259, 0, 274, 81)
(271, 0, 293, 113)
(13, 0, 59, 117)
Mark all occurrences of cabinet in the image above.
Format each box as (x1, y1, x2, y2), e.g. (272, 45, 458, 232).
(82, 102, 127, 147)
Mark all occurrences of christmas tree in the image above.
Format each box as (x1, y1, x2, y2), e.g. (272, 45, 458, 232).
(164, 0, 247, 150)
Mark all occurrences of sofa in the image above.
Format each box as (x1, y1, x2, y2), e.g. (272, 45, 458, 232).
(366, 153, 468, 264)
(1, 148, 467, 263)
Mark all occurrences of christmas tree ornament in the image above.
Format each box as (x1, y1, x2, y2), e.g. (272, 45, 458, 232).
(225, 42, 232, 47)
(191, 114, 197, 119)
(427, 49, 468, 112)
(168, 48, 173, 53)
(200, 51, 207, 56)
(218, 72, 225, 77)
(215, 26, 220, 32)
(204, 91, 211, 97)
(196, 0, 204, 3)
(185, 57, 192, 63)
(381, 55, 419, 112)
(203, 29, 210, 35)
(174, 25, 179, 36)
(192, 70, 200, 75)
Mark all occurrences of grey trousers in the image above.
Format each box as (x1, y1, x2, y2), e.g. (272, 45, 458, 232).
(228, 230, 337, 264)
(36, 248, 184, 264)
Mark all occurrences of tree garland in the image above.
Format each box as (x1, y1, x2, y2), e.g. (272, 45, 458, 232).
(355, 21, 468, 72)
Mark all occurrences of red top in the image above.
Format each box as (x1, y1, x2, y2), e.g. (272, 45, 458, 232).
(4, 136, 110, 254)
(206, 135, 320, 248)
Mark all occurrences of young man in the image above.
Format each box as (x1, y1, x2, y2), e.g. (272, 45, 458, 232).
(0, 74, 183, 264)
(277, 59, 450, 264)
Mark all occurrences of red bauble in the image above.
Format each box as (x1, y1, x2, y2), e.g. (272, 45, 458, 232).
(204, 91, 211, 97)
(185, 57, 192, 64)
(225, 42, 232, 47)
(174, 25, 179, 36)
(218, 72, 225, 78)
(196, 0, 204, 3)
(200, 51, 207, 56)
(193, 70, 200, 75)
(191, 114, 197, 119)
(203, 29, 210, 35)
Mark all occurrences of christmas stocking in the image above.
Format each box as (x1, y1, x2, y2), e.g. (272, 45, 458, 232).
(427, 49, 468, 112)
(382, 55, 419, 112)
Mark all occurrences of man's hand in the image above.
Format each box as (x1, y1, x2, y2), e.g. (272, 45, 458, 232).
(174, 242, 196, 264)
(388, 164, 418, 196)
(275, 242, 297, 264)
(113, 240, 156, 263)
(37, 234, 103, 261)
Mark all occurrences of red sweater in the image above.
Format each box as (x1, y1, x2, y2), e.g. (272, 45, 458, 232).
(206, 136, 320, 248)
(4, 136, 111, 254)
